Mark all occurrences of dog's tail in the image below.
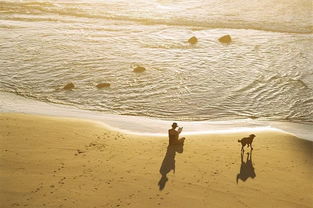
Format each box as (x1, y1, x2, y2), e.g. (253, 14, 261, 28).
(238, 139, 241, 142)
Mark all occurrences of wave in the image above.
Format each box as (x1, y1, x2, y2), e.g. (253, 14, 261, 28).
(1, 1, 312, 34)
(1, 91, 312, 141)
(235, 74, 310, 94)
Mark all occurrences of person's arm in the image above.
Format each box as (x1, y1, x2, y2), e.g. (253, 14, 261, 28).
(178, 127, 183, 134)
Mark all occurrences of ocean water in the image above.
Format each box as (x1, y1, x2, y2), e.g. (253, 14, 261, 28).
(0, 0, 313, 136)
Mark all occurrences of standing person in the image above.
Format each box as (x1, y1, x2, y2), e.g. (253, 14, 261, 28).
(168, 122, 185, 145)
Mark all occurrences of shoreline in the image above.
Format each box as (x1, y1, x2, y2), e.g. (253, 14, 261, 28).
(1, 91, 312, 141)
(0, 113, 312, 208)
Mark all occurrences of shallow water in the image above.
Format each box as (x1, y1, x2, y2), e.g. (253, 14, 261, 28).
(0, 0, 313, 124)
(2, 91, 313, 142)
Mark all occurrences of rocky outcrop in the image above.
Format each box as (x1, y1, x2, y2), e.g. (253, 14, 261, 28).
(96, 83, 111, 88)
(218, 35, 232, 44)
(188, 36, 198, 44)
(63, 82, 75, 90)
(133, 66, 146, 73)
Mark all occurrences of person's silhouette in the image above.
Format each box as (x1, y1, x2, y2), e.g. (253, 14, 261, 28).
(236, 150, 256, 183)
(168, 122, 185, 145)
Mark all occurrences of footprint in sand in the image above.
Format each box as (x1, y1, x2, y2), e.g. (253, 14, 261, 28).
(31, 184, 43, 193)
(76, 149, 86, 154)
(80, 140, 107, 154)
(58, 177, 66, 185)
(53, 162, 65, 172)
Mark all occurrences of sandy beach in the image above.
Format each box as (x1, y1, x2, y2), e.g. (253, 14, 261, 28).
(0, 113, 312, 208)
(1, 1, 312, 207)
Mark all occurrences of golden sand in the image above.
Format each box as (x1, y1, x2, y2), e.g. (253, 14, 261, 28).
(0, 113, 312, 208)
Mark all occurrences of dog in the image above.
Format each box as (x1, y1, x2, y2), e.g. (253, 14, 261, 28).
(238, 134, 256, 151)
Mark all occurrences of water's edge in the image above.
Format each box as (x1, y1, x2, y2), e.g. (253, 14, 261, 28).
(1, 91, 312, 141)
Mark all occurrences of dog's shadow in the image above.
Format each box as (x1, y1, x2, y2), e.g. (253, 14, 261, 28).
(236, 150, 256, 183)
(158, 144, 184, 190)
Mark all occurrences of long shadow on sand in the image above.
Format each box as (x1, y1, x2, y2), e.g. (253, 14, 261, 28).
(236, 150, 256, 183)
(158, 144, 184, 190)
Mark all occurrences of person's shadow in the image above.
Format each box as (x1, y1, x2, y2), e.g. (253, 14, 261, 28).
(158, 144, 184, 190)
(236, 150, 256, 183)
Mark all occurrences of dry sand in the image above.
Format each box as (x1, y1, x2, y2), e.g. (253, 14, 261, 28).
(0, 113, 312, 208)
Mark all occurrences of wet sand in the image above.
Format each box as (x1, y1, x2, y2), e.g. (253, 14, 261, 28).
(0, 113, 312, 208)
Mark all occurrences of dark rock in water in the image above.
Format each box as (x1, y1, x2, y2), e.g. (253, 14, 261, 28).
(188, 36, 198, 44)
(133, 66, 146, 73)
(63, 82, 74, 90)
(96, 83, 110, 88)
(218, 35, 232, 43)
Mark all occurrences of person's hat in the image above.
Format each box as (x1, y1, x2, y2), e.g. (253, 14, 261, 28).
(172, 122, 178, 128)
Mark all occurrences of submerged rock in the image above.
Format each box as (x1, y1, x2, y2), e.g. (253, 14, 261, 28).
(133, 66, 146, 73)
(218, 35, 232, 44)
(96, 83, 111, 88)
(63, 82, 75, 90)
(188, 36, 198, 44)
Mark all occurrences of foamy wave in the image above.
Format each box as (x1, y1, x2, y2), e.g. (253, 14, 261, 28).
(1, 91, 312, 141)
